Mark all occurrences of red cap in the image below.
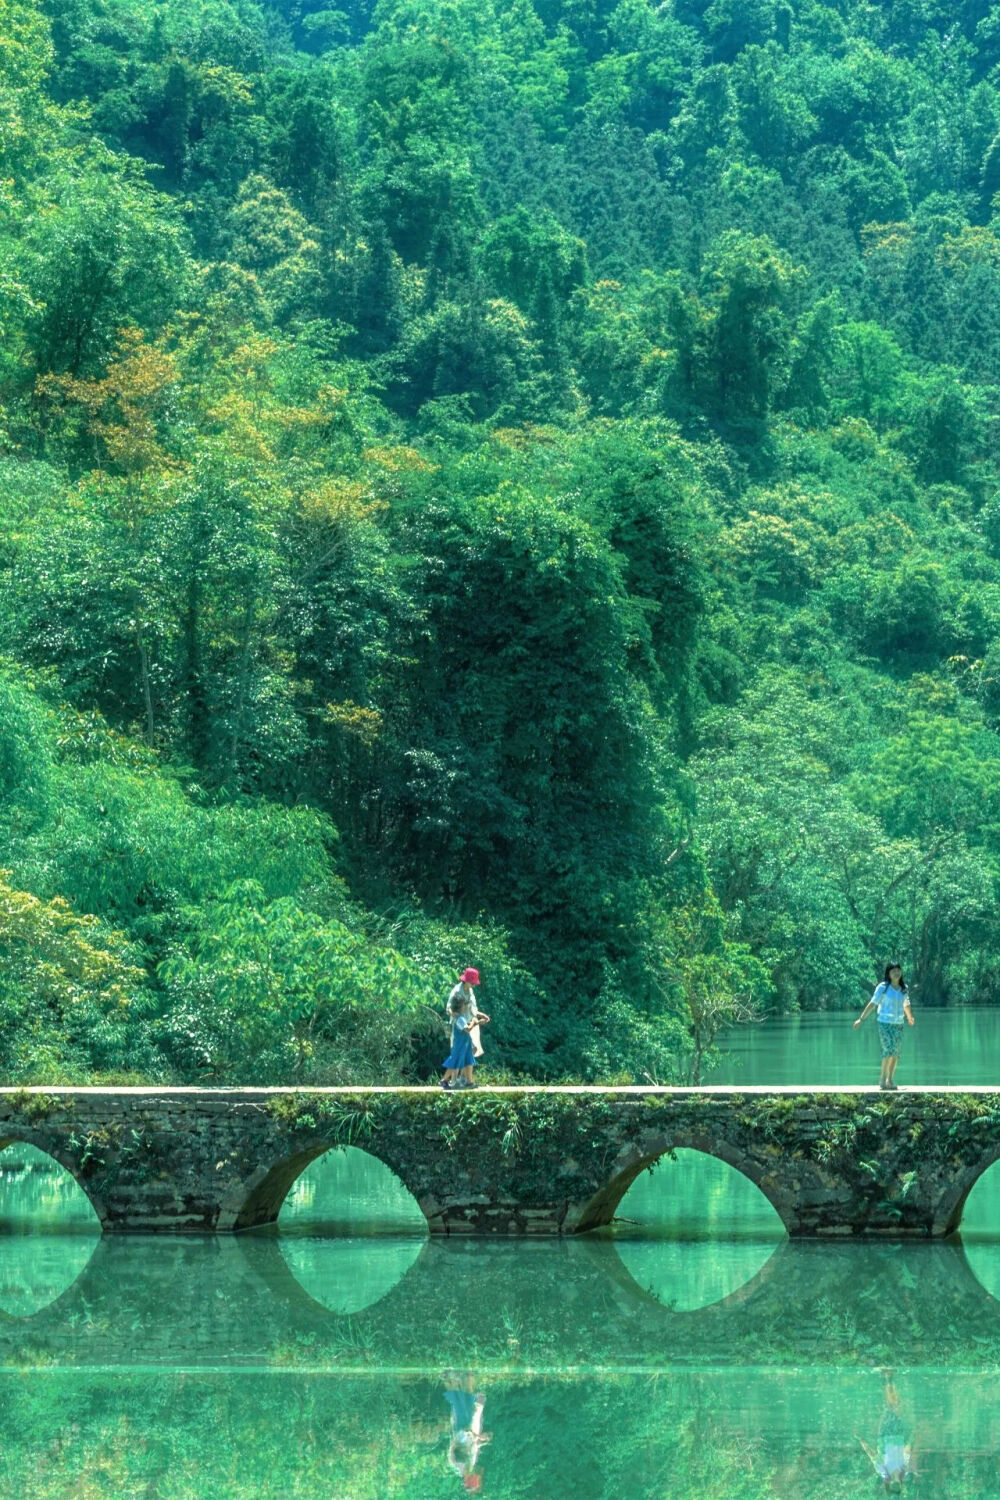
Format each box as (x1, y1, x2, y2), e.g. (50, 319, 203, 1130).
(461, 968, 480, 984)
(463, 1477, 482, 1493)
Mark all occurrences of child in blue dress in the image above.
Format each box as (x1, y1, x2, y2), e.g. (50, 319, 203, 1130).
(441, 992, 478, 1090)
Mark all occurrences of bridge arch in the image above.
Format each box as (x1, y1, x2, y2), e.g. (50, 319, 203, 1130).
(567, 1129, 794, 1235)
(932, 1148, 1000, 1237)
(218, 1139, 429, 1233)
(0, 1133, 105, 1229)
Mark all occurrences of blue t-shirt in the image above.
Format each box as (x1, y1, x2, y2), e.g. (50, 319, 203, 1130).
(872, 982, 908, 1025)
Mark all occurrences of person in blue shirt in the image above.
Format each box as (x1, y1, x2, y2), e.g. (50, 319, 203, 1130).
(858, 1372, 918, 1491)
(853, 963, 914, 1090)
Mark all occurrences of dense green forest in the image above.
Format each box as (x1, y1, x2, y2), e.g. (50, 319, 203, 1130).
(3, 0, 1000, 1084)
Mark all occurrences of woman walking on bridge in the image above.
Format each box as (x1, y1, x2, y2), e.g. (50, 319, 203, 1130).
(854, 963, 914, 1090)
(441, 969, 489, 1090)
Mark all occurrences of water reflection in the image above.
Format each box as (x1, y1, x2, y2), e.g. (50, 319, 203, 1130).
(279, 1235, 424, 1315)
(859, 1374, 917, 1490)
(1, 1232, 997, 1372)
(612, 1237, 781, 1311)
(3, 1159, 1000, 1371)
(0, 1145, 99, 1316)
(4, 1144, 1000, 1493)
(5, 1368, 1000, 1498)
(443, 1372, 491, 1490)
(613, 1148, 784, 1309)
(1, 1231, 1000, 1494)
(275, 1146, 427, 1313)
(0, 1235, 97, 1319)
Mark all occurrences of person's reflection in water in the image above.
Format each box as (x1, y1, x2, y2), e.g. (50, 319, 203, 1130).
(859, 1373, 917, 1492)
(443, 1371, 491, 1491)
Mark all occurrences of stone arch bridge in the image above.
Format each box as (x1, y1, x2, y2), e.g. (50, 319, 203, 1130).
(3, 1085, 999, 1236)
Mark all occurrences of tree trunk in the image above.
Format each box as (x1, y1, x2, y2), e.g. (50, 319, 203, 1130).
(229, 605, 254, 785)
(135, 618, 155, 740)
(183, 550, 208, 767)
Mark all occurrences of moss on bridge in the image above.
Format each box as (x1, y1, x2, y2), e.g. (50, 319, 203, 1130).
(263, 1087, 1000, 1237)
(1, 1086, 999, 1235)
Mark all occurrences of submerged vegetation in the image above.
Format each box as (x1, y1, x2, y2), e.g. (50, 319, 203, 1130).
(3, 0, 1000, 1082)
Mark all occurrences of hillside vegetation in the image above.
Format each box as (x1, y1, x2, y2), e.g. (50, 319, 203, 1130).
(2, 0, 1000, 1083)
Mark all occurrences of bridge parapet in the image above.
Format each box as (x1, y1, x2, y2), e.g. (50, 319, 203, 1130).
(0, 1086, 998, 1237)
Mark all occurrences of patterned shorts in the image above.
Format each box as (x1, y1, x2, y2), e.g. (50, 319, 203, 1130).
(878, 1022, 903, 1058)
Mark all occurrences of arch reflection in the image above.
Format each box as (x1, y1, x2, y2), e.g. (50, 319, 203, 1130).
(0, 1143, 99, 1317)
(275, 1145, 426, 1313)
(955, 1162, 1000, 1302)
(611, 1237, 782, 1313)
(0, 1233, 99, 1317)
(950, 1153, 1000, 1299)
(279, 1236, 424, 1315)
(611, 1146, 784, 1311)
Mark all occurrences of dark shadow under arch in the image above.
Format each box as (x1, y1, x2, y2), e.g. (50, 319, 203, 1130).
(571, 1131, 793, 1234)
(938, 1148, 1000, 1237)
(219, 1140, 429, 1233)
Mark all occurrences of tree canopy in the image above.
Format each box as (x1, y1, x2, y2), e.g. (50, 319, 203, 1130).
(3, 0, 1000, 1082)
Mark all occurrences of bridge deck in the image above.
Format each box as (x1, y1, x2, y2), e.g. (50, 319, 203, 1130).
(1, 1084, 997, 1096)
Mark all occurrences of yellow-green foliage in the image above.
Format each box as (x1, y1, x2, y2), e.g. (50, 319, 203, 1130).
(0, 872, 143, 1007)
(3, 0, 1000, 1087)
(0, 870, 152, 1081)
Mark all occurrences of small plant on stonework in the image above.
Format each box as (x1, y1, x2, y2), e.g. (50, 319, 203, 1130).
(117, 1127, 158, 1180)
(6, 1089, 70, 1123)
(898, 1171, 918, 1199)
(267, 1094, 310, 1129)
(69, 1125, 121, 1176)
(267, 1093, 376, 1144)
(321, 1102, 376, 1144)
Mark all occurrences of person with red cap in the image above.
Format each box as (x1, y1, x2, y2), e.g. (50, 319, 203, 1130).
(444, 1373, 491, 1489)
(442, 968, 489, 1090)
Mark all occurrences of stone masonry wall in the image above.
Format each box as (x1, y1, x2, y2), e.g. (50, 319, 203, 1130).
(1, 1087, 999, 1236)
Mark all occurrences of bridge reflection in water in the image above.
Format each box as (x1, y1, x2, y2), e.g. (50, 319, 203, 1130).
(0, 1143, 98, 1317)
(5, 1140, 1000, 1495)
(3, 1155, 1000, 1497)
(1, 1226, 1000, 1368)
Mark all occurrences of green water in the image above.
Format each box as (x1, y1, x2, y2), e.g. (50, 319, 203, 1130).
(3, 1217, 1000, 1497)
(713, 1006, 1000, 1086)
(5, 1114, 1000, 1497)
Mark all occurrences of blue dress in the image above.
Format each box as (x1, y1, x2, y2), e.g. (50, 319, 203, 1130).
(443, 1018, 475, 1071)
